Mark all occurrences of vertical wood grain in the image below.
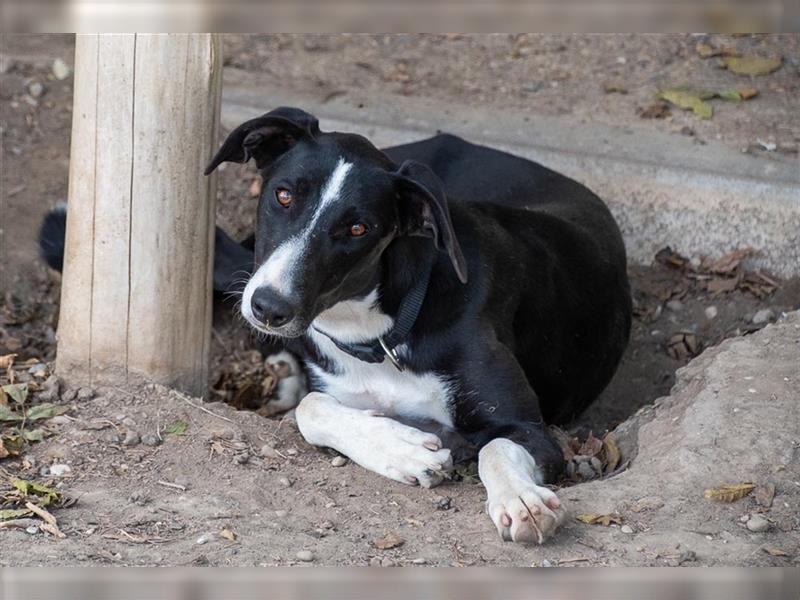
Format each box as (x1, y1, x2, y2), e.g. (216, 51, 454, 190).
(57, 34, 221, 396)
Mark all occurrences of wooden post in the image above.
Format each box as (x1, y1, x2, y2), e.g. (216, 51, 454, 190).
(57, 34, 222, 396)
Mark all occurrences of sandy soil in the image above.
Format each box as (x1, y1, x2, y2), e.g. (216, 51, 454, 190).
(1, 34, 798, 566)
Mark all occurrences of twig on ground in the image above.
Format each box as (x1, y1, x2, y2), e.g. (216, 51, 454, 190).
(25, 501, 66, 538)
(171, 390, 234, 424)
(156, 480, 187, 492)
(0, 518, 40, 530)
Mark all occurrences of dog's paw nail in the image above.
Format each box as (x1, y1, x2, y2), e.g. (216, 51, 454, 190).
(501, 513, 512, 527)
(405, 476, 419, 485)
(423, 441, 440, 451)
(546, 497, 561, 509)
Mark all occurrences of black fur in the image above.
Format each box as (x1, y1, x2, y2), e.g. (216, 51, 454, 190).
(39, 204, 67, 272)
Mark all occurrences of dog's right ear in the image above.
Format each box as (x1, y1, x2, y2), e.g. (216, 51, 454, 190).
(204, 107, 319, 175)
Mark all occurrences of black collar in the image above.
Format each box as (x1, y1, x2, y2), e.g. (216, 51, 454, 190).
(312, 251, 435, 371)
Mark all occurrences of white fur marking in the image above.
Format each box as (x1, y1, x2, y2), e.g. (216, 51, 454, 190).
(296, 392, 452, 487)
(309, 289, 455, 427)
(479, 438, 565, 544)
(241, 158, 353, 329)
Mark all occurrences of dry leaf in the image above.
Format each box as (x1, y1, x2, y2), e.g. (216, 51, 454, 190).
(638, 102, 671, 119)
(703, 482, 754, 502)
(657, 89, 713, 119)
(0, 437, 8, 459)
(762, 546, 790, 557)
(578, 432, 603, 457)
(655, 246, 688, 270)
(576, 513, 623, 526)
(0, 353, 17, 370)
(219, 527, 237, 542)
(738, 87, 758, 100)
(722, 55, 782, 76)
(695, 42, 740, 58)
(666, 332, 701, 360)
(602, 433, 621, 473)
(373, 531, 405, 549)
(707, 276, 740, 295)
(755, 483, 775, 508)
(706, 248, 754, 274)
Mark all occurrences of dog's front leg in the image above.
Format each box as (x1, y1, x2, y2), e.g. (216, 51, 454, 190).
(295, 392, 453, 487)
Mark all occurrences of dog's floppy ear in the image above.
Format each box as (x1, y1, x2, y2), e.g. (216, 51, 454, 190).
(395, 160, 468, 284)
(204, 107, 319, 175)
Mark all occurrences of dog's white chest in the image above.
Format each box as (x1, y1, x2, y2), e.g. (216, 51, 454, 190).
(307, 292, 454, 427)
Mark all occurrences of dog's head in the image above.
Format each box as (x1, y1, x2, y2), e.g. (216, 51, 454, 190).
(206, 107, 467, 337)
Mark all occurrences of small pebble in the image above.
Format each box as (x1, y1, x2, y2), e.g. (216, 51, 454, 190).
(411, 558, 428, 565)
(381, 557, 395, 567)
(49, 463, 71, 477)
(621, 525, 634, 534)
(320, 520, 334, 529)
(234, 453, 250, 465)
(296, 550, 314, 562)
(61, 389, 78, 402)
(52, 58, 71, 80)
(275, 510, 288, 518)
(746, 514, 770, 532)
(260, 444, 279, 459)
(278, 476, 291, 488)
(26, 526, 39, 535)
(331, 456, 347, 467)
(666, 300, 684, 312)
(196, 535, 209, 545)
(141, 434, 161, 447)
(369, 556, 382, 567)
(752, 309, 774, 325)
(705, 306, 718, 320)
(541, 559, 553, 567)
(28, 81, 45, 98)
(286, 448, 298, 456)
(76, 387, 95, 401)
(122, 430, 141, 446)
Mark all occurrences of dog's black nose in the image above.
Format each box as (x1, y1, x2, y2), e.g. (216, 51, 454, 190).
(250, 288, 296, 327)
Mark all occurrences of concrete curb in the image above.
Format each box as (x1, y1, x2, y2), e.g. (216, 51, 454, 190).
(221, 69, 800, 278)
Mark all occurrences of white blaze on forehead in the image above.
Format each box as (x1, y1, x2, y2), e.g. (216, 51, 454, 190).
(241, 158, 353, 327)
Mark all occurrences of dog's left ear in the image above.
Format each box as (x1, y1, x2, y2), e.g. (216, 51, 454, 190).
(395, 160, 468, 284)
(204, 107, 320, 175)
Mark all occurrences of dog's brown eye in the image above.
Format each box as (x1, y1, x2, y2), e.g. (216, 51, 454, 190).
(349, 223, 368, 237)
(276, 188, 293, 207)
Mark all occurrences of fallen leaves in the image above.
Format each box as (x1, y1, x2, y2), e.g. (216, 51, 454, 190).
(666, 331, 701, 360)
(754, 482, 775, 508)
(638, 102, 671, 120)
(0, 353, 17, 370)
(576, 513, 623, 526)
(550, 428, 623, 482)
(695, 42, 739, 59)
(703, 482, 754, 502)
(655, 87, 759, 120)
(162, 419, 188, 435)
(762, 546, 790, 558)
(722, 55, 782, 76)
(373, 531, 405, 550)
(657, 88, 714, 119)
(219, 526, 237, 542)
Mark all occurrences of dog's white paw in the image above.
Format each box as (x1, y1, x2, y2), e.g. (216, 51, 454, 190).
(260, 351, 307, 417)
(367, 416, 453, 488)
(479, 438, 566, 544)
(485, 480, 565, 544)
(295, 392, 452, 488)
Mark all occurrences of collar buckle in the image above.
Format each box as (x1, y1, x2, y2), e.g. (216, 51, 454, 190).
(378, 336, 404, 371)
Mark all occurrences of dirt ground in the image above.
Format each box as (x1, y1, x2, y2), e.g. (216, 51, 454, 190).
(1, 34, 799, 566)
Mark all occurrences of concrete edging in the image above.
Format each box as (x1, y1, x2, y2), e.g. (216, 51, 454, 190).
(221, 69, 800, 278)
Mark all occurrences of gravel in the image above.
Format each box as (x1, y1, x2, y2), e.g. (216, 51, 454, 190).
(746, 514, 770, 532)
(705, 306, 718, 320)
(752, 309, 774, 325)
(141, 434, 162, 447)
(331, 456, 347, 467)
(122, 430, 141, 446)
(296, 550, 314, 562)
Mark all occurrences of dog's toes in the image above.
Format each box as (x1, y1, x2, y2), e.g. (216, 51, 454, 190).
(488, 486, 566, 544)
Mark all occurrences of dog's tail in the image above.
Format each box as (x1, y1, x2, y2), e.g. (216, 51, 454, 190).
(39, 203, 68, 272)
(37, 204, 254, 292)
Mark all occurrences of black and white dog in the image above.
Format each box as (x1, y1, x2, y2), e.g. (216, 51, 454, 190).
(42, 106, 631, 544)
(204, 107, 632, 544)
